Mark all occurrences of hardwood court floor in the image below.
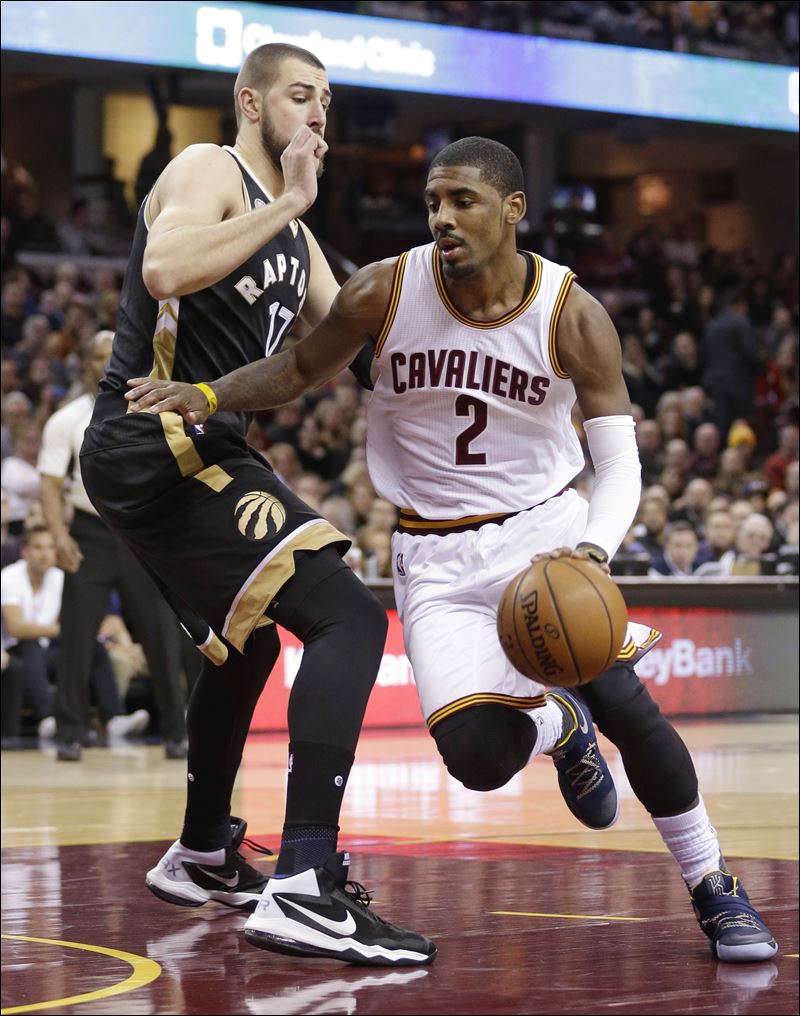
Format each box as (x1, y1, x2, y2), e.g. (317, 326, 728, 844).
(1, 715, 798, 1015)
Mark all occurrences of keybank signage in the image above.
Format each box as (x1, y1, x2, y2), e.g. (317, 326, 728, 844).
(2, 1, 797, 131)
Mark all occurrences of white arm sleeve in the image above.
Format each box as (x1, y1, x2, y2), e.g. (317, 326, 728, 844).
(580, 415, 642, 560)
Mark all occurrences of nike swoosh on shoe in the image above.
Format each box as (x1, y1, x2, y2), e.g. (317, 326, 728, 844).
(194, 866, 240, 888)
(278, 897, 358, 935)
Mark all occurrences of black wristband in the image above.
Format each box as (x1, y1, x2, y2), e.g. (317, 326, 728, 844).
(576, 542, 609, 565)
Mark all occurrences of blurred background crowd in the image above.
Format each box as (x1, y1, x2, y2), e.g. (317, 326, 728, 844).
(1, 0, 798, 747)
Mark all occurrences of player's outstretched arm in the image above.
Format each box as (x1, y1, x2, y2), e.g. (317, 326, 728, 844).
(143, 128, 326, 299)
(126, 260, 395, 422)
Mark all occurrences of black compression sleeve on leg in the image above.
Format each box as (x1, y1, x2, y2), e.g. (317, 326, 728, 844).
(578, 662, 698, 816)
(432, 704, 537, 791)
(181, 624, 280, 851)
(268, 547, 388, 753)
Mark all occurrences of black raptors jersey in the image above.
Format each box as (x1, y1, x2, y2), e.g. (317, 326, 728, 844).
(102, 146, 310, 436)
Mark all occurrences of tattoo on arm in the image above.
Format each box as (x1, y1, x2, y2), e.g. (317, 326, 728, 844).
(216, 350, 309, 412)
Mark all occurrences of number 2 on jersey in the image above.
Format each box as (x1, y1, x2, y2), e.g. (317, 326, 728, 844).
(455, 395, 487, 465)
(265, 301, 295, 356)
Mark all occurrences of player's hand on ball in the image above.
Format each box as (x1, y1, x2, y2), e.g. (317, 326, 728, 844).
(531, 546, 610, 574)
(125, 378, 211, 425)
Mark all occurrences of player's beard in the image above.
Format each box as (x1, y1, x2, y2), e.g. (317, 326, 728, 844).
(260, 117, 325, 178)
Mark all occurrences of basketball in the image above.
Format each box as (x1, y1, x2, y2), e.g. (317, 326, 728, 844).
(497, 557, 628, 688)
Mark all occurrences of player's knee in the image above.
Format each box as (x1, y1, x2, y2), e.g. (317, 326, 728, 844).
(353, 578, 389, 648)
(432, 705, 535, 792)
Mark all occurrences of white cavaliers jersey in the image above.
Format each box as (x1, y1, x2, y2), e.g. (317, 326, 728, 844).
(366, 242, 584, 519)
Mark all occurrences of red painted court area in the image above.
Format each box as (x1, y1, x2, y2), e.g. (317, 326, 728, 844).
(1, 837, 797, 1015)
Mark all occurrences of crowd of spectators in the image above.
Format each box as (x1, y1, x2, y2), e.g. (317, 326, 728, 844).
(2, 137, 799, 742)
(276, 1, 799, 64)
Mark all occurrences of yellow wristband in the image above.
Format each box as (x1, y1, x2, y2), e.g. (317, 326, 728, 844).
(193, 382, 218, 416)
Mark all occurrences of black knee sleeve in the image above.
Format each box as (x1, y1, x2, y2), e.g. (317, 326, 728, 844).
(432, 704, 536, 792)
(579, 662, 698, 816)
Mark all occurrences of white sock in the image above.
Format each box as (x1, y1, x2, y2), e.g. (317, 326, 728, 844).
(525, 698, 568, 759)
(651, 795, 722, 889)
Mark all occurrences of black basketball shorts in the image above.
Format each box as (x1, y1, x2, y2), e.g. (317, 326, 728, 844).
(80, 398, 349, 665)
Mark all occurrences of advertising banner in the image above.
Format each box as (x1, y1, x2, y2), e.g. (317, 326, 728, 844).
(251, 606, 798, 731)
(2, 2, 797, 131)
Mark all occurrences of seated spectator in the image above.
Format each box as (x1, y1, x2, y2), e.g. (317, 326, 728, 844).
(318, 495, 357, 540)
(1, 421, 42, 534)
(57, 198, 95, 256)
(714, 447, 748, 499)
(265, 442, 302, 487)
(659, 464, 686, 502)
(359, 525, 393, 580)
(263, 400, 303, 446)
(663, 438, 691, 474)
(348, 473, 378, 529)
(5, 182, 58, 255)
(295, 415, 347, 480)
(655, 401, 688, 442)
(660, 331, 703, 391)
(631, 495, 669, 560)
(1, 489, 21, 568)
(670, 477, 713, 529)
(292, 472, 327, 512)
(726, 418, 758, 466)
(365, 497, 398, 534)
(679, 385, 713, 441)
(98, 613, 147, 701)
(694, 509, 737, 569)
(764, 424, 799, 492)
(649, 521, 700, 577)
(688, 422, 721, 479)
(0, 525, 149, 748)
(0, 525, 59, 739)
(696, 512, 776, 576)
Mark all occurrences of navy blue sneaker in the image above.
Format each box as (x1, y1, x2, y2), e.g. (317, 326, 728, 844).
(546, 690, 619, 830)
(691, 864, 778, 963)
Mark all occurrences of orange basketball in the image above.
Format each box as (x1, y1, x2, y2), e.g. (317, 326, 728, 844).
(497, 557, 628, 688)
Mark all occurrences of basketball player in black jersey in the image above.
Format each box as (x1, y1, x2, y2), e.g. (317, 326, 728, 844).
(79, 43, 434, 966)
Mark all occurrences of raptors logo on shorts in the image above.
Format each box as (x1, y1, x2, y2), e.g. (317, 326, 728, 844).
(235, 491, 287, 540)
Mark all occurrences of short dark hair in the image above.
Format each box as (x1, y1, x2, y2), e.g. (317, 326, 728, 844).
(429, 137, 524, 198)
(234, 43, 326, 128)
(21, 524, 52, 547)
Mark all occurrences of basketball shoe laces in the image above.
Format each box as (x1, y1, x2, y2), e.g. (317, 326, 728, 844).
(243, 836, 378, 915)
(551, 742, 605, 800)
(240, 834, 274, 857)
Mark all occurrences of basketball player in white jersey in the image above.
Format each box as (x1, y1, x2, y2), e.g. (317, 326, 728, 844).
(127, 138, 777, 964)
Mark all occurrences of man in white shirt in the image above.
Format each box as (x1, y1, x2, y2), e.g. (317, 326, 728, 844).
(1, 524, 146, 745)
(1, 525, 61, 738)
(39, 330, 185, 761)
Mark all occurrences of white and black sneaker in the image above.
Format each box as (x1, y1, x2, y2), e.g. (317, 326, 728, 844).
(146, 817, 272, 911)
(244, 852, 437, 966)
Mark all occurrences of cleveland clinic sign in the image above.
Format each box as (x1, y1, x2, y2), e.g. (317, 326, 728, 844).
(195, 5, 435, 79)
(2, 1, 797, 131)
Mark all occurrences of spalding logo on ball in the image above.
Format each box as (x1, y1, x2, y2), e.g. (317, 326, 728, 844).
(235, 491, 287, 540)
(497, 557, 628, 687)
